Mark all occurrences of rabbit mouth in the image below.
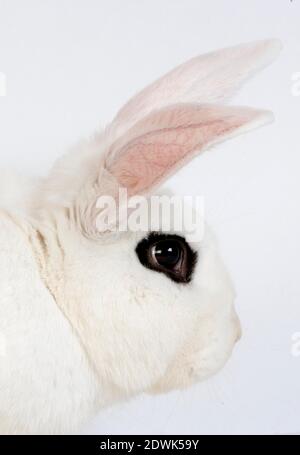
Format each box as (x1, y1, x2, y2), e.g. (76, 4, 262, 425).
(149, 310, 241, 394)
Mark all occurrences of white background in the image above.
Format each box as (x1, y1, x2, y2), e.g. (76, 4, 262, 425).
(0, 0, 300, 435)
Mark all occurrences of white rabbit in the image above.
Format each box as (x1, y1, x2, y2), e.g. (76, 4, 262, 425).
(0, 40, 281, 434)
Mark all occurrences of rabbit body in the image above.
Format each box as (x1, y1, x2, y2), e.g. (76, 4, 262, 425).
(0, 177, 100, 434)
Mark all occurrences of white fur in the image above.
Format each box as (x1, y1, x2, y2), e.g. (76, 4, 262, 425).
(0, 40, 280, 434)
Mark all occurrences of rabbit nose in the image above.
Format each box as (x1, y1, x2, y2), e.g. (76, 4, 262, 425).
(235, 322, 242, 342)
(231, 309, 242, 342)
(234, 316, 242, 342)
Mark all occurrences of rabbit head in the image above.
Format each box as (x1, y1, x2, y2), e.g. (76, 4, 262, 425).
(37, 40, 280, 401)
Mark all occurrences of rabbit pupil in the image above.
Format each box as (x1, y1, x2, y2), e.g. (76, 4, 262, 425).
(135, 232, 197, 284)
(153, 241, 181, 267)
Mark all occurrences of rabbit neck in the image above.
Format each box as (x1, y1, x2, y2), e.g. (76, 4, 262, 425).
(29, 208, 126, 406)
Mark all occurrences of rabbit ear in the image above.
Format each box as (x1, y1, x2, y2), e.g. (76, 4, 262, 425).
(105, 103, 272, 196)
(111, 39, 281, 135)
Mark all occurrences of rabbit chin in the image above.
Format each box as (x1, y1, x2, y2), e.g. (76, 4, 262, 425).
(148, 307, 241, 394)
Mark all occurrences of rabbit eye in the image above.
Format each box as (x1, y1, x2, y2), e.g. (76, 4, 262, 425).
(136, 233, 197, 284)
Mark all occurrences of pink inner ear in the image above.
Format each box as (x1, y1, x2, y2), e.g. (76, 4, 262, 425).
(109, 124, 220, 194)
(106, 103, 269, 196)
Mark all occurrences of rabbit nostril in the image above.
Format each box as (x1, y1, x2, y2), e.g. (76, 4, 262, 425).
(235, 323, 242, 342)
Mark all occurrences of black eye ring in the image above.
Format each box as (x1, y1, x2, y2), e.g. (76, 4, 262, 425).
(136, 233, 197, 284)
